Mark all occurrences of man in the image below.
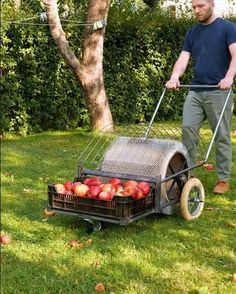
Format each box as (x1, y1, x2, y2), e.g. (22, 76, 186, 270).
(166, 0, 236, 194)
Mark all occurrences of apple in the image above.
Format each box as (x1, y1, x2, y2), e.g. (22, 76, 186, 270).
(87, 185, 102, 198)
(73, 184, 89, 197)
(64, 181, 74, 192)
(0, 235, 11, 245)
(54, 183, 67, 194)
(203, 163, 215, 170)
(87, 177, 102, 187)
(99, 191, 114, 201)
(137, 181, 151, 196)
(231, 273, 236, 283)
(124, 180, 138, 187)
(72, 181, 82, 194)
(109, 178, 122, 187)
(123, 186, 138, 198)
(68, 240, 79, 248)
(136, 188, 144, 199)
(83, 178, 90, 185)
(206, 164, 215, 171)
(95, 283, 105, 292)
(115, 185, 124, 196)
(100, 183, 116, 194)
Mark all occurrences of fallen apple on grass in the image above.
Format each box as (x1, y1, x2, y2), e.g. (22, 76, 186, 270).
(0, 235, 11, 245)
(68, 240, 79, 248)
(231, 273, 236, 283)
(203, 163, 215, 170)
(95, 283, 105, 292)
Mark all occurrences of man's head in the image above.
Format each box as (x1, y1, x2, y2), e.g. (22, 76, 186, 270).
(192, 0, 215, 24)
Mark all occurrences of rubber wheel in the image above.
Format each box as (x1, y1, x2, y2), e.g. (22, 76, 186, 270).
(180, 178, 205, 221)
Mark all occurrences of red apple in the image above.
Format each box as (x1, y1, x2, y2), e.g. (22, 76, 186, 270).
(87, 185, 102, 198)
(95, 283, 105, 292)
(64, 181, 74, 192)
(115, 185, 124, 196)
(100, 183, 116, 194)
(87, 177, 102, 187)
(123, 186, 138, 198)
(83, 178, 90, 185)
(0, 235, 11, 245)
(72, 182, 82, 194)
(109, 178, 122, 187)
(231, 273, 236, 283)
(54, 183, 67, 194)
(124, 180, 138, 187)
(203, 163, 215, 170)
(136, 188, 144, 199)
(99, 191, 114, 201)
(68, 240, 79, 248)
(73, 184, 89, 197)
(137, 181, 151, 196)
(206, 164, 215, 170)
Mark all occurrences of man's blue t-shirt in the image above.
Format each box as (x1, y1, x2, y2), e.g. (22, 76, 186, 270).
(183, 18, 236, 87)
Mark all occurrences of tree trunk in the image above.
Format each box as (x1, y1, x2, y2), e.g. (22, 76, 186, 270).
(43, 0, 113, 131)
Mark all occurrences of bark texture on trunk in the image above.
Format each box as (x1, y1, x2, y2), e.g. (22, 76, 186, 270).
(43, 0, 113, 131)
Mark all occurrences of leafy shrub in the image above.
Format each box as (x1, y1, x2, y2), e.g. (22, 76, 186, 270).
(1, 3, 235, 134)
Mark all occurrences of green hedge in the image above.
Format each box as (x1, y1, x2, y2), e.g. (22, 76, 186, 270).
(1, 6, 235, 134)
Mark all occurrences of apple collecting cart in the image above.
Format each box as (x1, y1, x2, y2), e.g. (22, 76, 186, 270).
(47, 85, 232, 231)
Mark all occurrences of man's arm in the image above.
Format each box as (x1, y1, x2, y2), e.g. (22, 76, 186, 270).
(165, 51, 190, 89)
(219, 43, 236, 89)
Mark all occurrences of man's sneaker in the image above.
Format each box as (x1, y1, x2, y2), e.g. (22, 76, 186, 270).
(213, 181, 230, 194)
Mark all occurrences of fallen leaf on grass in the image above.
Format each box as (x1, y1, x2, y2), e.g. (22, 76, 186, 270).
(95, 283, 105, 292)
(3, 172, 14, 181)
(39, 177, 50, 183)
(206, 207, 215, 211)
(197, 286, 208, 294)
(43, 208, 55, 217)
(4, 172, 13, 177)
(67, 239, 93, 249)
(85, 239, 93, 246)
(23, 188, 32, 193)
(231, 130, 236, 137)
(41, 218, 48, 222)
(228, 223, 236, 228)
(90, 260, 101, 268)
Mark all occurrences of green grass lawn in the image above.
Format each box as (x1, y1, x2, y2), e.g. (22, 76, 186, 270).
(1, 119, 236, 294)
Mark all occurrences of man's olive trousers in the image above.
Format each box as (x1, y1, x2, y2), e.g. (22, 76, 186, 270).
(182, 90, 234, 181)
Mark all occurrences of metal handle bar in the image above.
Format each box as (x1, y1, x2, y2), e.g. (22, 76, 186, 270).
(144, 85, 232, 164)
(179, 84, 219, 88)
